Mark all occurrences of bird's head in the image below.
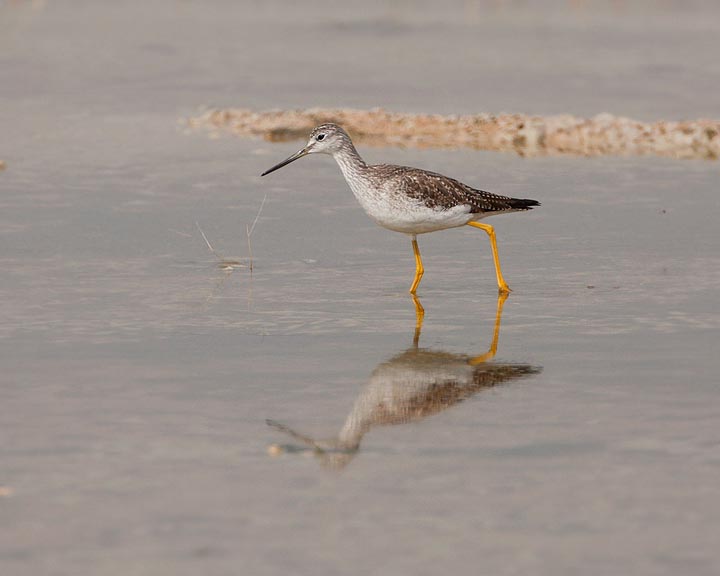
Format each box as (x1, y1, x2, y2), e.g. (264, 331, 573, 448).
(261, 123, 352, 176)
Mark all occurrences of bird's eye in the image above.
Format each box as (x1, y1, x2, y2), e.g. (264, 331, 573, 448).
(316, 134, 325, 141)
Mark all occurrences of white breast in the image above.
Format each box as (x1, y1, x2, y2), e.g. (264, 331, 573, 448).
(337, 159, 473, 235)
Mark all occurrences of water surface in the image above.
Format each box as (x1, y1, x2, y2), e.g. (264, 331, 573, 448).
(1, 2, 719, 575)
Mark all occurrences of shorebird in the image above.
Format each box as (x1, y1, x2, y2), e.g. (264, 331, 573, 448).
(261, 123, 539, 295)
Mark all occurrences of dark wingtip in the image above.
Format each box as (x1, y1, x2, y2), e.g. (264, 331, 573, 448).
(510, 198, 541, 209)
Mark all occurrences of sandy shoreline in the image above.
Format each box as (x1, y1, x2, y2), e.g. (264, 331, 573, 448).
(188, 107, 719, 161)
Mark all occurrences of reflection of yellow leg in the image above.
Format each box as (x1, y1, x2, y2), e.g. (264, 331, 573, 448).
(467, 222, 511, 294)
(468, 292, 509, 365)
(411, 293, 425, 347)
(409, 236, 424, 294)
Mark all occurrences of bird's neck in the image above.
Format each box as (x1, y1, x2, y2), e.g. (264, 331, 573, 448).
(332, 142, 368, 184)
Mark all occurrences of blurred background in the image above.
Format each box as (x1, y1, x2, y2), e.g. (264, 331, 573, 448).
(2, 2, 719, 575)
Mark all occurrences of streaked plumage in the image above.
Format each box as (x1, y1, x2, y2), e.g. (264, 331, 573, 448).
(261, 123, 540, 294)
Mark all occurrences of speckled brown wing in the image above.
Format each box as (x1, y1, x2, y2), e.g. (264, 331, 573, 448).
(377, 165, 540, 214)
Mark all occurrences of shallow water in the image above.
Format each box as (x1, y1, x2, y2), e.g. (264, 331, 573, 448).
(2, 2, 720, 575)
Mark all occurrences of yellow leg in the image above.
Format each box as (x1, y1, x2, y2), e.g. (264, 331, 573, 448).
(467, 222, 511, 294)
(411, 293, 425, 347)
(409, 236, 424, 294)
(469, 291, 509, 365)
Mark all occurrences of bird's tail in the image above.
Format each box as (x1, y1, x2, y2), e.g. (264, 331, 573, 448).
(508, 197, 541, 210)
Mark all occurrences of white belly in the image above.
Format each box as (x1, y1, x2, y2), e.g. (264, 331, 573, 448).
(349, 183, 474, 234)
(368, 202, 474, 234)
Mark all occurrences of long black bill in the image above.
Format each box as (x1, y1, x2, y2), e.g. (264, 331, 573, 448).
(260, 148, 308, 176)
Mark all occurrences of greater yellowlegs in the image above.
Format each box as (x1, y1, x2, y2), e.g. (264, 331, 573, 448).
(261, 123, 539, 294)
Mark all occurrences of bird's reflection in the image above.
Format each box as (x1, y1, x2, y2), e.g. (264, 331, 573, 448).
(267, 293, 541, 469)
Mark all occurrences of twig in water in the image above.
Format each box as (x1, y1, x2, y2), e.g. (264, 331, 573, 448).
(196, 194, 265, 272)
(246, 194, 267, 272)
(196, 221, 241, 270)
(196, 220, 221, 260)
(246, 224, 252, 272)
